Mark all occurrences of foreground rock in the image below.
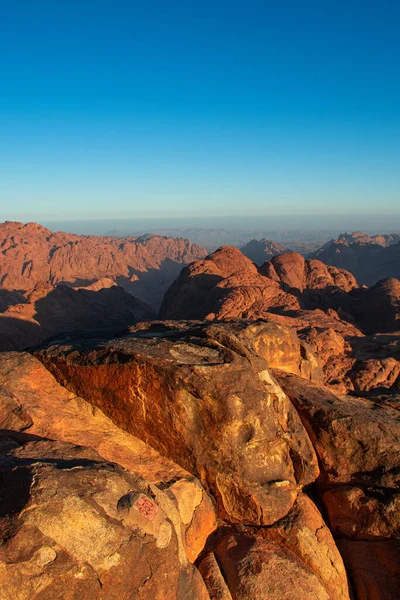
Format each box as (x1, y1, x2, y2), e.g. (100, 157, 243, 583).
(211, 531, 331, 600)
(0, 440, 210, 600)
(0, 352, 217, 564)
(274, 370, 400, 599)
(337, 539, 400, 600)
(199, 493, 350, 600)
(35, 321, 319, 526)
(258, 493, 350, 600)
(0, 324, 357, 599)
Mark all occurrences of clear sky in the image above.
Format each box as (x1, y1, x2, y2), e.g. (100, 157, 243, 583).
(0, 0, 399, 223)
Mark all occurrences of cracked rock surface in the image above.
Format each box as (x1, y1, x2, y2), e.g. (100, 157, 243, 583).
(1, 317, 399, 598)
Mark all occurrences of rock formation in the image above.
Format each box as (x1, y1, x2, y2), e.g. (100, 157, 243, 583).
(160, 247, 358, 322)
(274, 371, 400, 600)
(0, 352, 215, 598)
(240, 238, 287, 265)
(1, 233, 399, 598)
(312, 231, 400, 285)
(0, 321, 362, 599)
(0, 221, 207, 310)
(34, 321, 321, 527)
(160, 246, 400, 398)
(0, 280, 154, 351)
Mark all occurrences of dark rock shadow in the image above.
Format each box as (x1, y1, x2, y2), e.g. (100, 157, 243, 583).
(117, 258, 189, 312)
(0, 316, 41, 352)
(0, 289, 26, 312)
(0, 285, 155, 353)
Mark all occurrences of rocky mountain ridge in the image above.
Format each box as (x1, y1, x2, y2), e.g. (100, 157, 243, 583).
(0, 221, 207, 310)
(160, 246, 400, 398)
(240, 238, 288, 264)
(1, 225, 400, 598)
(312, 231, 400, 285)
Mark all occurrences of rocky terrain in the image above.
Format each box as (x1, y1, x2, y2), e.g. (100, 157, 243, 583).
(240, 238, 288, 265)
(101, 225, 341, 253)
(1, 320, 399, 598)
(160, 246, 400, 397)
(0, 221, 206, 351)
(312, 231, 400, 285)
(1, 228, 400, 598)
(0, 279, 154, 352)
(0, 221, 207, 310)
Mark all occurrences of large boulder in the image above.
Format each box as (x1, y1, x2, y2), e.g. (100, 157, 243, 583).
(35, 321, 319, 526)
(211, 531, 331, 600)
(274, 370, 400, 596)
(258, 493, 350, 600)
(0, 351, 217, 564)
(0, 440, 210, 600)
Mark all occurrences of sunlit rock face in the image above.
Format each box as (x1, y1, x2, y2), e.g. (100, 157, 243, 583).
(0, 220, 207, 310)
(34, 321, 320, 527)
(1, 312, 398, 599)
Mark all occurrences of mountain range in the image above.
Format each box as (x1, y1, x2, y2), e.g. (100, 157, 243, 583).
(1, 221, 399, 600)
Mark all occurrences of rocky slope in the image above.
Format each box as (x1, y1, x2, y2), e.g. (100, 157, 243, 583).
(160, 247, 358, 322)
(312, 231, 400, 285)
(1, 319, 398, 598)
(240, 238, 287, 265)
(160, 246, 400, 397)
(1, 233, 399, 598)
(0, 221, 207, 310)
(0, 279, 154, 352)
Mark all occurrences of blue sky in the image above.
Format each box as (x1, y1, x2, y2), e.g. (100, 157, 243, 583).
(0, 0, 399, 222)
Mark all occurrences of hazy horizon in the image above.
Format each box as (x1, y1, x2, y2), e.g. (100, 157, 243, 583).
(2, 213, 399, 239)
(41, 212, 400, 237)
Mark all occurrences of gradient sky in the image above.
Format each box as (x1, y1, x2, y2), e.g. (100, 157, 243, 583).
(0, 0, 399, 222)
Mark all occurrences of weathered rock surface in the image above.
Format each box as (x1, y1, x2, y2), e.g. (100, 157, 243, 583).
(274, 370, 400, 597)
(198, 553, 234, 600)
(35, 321, 319, 526)
(0, 220, 207, 310)
(273, 371, 400, 492)
(337, 539, 400, 600)
(0, 352, 217, 565)
(0, 440, 210, 600)
(212, 531, 331, 599)
(199, 493, 350, 599)
(258, 493, 350, 599)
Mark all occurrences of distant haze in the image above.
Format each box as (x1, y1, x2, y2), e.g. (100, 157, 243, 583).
(40, 214, 400, 253)
(43, 214, 400, 237)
